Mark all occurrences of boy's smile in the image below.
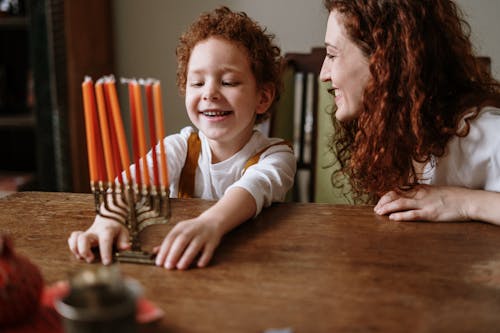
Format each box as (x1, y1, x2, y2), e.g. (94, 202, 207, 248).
(185, 37, 272, 161)
(199, 109, 232, 119)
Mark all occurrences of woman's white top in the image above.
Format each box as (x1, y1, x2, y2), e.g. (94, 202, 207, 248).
(422, 106, 500, 191)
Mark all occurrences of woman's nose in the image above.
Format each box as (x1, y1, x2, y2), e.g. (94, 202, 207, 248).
(319, 59, 330, 82)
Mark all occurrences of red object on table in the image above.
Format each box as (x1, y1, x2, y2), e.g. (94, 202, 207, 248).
(0, 234, 48, 330)
(0, 235, 163, 332)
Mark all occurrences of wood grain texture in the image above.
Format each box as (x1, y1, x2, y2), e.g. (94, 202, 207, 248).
(1, 192, 500, 332)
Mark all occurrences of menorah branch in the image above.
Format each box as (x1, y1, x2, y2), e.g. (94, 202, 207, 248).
(93, 182, 170, 265)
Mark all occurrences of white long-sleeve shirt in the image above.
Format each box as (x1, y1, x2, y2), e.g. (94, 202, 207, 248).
(132, 126, 296, 215)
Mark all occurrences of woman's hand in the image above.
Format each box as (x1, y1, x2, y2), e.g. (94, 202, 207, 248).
(67, 214, 131, 265)
(375, 185, 500, 225)
(153, 216, 223, 270)
(374, 185, 472, 222)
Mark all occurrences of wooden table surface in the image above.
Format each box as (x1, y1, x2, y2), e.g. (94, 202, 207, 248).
(1, 191, 500, 332)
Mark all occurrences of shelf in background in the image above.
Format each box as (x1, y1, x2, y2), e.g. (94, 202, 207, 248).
(0, 16, 28, 29)
(0, 170, 35, 196)
(0, 113, 35, 128)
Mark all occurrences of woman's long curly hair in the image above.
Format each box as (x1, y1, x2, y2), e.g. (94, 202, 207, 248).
(176, 6, 283, 124)
(324, 0, 500, 202)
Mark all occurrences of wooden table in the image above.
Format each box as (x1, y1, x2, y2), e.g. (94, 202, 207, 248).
(1, 191, 500, 332)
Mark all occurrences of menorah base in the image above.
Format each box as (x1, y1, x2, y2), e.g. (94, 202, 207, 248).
(115, 250, 156, 265)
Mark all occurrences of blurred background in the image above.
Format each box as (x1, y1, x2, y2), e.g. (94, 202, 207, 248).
(1, 0, 499, 198)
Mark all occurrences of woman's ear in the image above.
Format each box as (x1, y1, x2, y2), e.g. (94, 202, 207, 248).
(256, 83, 275, 115)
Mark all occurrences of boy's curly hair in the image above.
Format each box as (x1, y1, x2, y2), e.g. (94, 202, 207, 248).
(176, 6, 283, 124)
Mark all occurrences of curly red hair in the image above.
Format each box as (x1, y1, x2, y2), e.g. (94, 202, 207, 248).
(176, 6, 283, 124)
(324, 0, 500, 202)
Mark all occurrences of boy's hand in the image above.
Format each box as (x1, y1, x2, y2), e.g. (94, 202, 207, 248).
(67, 214, 130, 265)
(154, 217, 223, 270)
(154, 188, 257, 270)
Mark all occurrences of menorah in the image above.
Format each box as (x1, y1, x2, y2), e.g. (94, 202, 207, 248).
(82, 75, 170, 265)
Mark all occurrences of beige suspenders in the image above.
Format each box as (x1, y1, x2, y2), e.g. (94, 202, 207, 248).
(177, 132, 202, 198)
(177, 132, 291, 198)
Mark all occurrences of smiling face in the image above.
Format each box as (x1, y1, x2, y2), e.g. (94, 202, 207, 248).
(319, 10, 371, 122)
(185, 37, 272, 157)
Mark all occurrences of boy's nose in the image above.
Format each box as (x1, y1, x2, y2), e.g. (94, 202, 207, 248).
(202, 83, 220, 101)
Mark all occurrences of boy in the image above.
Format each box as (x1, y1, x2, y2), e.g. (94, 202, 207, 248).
(68, 7, 296, 269)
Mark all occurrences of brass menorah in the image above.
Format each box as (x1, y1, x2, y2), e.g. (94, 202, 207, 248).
(91, 182, 169, 264)
(82, 75, 170, 265)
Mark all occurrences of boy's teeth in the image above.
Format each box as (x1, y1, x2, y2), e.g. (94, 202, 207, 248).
(203, 111, 229, 116)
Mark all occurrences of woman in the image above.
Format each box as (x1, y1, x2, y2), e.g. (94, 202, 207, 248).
(320, 0, 500, 224)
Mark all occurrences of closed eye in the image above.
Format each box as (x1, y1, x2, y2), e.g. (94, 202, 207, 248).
(326, 53, 337, 60)
(222, 81, 239, 87)
(189, 81, 204, 87)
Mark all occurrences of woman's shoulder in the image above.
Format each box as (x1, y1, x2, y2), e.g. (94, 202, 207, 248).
(441, 105, 500, 161)
(460, 106, 500, 145)
(444, 109, 498, 167)
(473, 105, 500, 122)
(426, 106, 500, 189)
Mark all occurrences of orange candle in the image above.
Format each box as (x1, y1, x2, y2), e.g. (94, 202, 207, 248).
(103, 82, 123, 185)
(105, 78, 131, 184)
(127, 81, 141, 187)
(92, 94, 106, 183)
(153, 81, 169, 188)
(145, 81, 160, 188)
(132, 81, 151, 189)
(95, 79, 115, 183)
(82, 77, 98, 183)
(92, 114, 106, 181)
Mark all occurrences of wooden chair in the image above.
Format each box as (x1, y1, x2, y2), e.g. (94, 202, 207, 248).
(271, 47, 350, 203)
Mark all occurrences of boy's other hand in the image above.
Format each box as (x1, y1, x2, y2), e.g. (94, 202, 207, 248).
(67, 215, 130, 265)
(153, 217, 223, 270)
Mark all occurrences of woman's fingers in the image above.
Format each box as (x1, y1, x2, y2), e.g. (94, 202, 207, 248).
(374, 191, 399, 211)
(388, 209, 423, 221)
(376, 196, 417, 215)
